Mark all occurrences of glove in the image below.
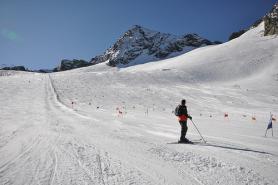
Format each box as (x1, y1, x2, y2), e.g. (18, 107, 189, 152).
(189, 116, 192, 120)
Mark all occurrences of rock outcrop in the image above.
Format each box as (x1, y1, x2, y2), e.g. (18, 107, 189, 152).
(54, 59, 92, 72)
(229, 30, 247, 41)
(1, 66, 27, 71)
(228, 2, 277, 40)
(264, 2, 278, 36)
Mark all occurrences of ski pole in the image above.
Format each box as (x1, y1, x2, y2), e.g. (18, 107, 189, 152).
(190, 119, 207, 143)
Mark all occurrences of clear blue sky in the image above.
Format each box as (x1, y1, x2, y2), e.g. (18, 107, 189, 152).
(0, 0, 276, 70)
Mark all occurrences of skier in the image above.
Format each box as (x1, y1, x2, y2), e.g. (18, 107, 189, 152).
(175, 99, 192, 143)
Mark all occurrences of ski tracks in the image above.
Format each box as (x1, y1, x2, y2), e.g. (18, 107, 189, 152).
(55, 137, 155, 185)
(0, 133, 60, 185)
(148, 144, 274, 185)
(45, 75, 155, 184)
(0, 135, 41, 182)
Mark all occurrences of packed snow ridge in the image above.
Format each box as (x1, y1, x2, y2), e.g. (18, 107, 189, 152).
(90, 25, 220, 67)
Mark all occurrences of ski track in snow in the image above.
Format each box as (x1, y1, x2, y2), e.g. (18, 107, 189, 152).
(0, 75, 164, 184)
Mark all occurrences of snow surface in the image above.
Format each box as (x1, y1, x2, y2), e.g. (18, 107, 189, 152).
(1, 22, 278, 185)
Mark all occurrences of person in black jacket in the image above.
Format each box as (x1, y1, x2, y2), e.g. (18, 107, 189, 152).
(177, 99, 192, 143)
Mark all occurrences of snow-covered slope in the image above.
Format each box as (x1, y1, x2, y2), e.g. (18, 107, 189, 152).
(0, 22, 278, 185)
(119, 23, 277, 83)
(90, 25, 219, 67)
(53, 22, 277, 114)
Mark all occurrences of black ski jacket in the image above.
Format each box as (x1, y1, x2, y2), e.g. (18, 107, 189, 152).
(179, 105, 188, 116)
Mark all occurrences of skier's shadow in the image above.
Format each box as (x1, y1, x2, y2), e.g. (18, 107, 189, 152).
(168, 141, 275, 156)
(198, 142, 274, 156)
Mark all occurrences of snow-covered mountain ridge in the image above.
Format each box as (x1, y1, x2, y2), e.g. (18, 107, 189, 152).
(90, 25, 220, 67)
(42, 2, 278, 71)
(80, 22, 277, 86)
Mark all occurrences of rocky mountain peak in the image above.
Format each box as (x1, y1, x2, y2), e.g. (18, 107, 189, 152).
(90, 25, 220, 67)
(127, 25, 149, 34)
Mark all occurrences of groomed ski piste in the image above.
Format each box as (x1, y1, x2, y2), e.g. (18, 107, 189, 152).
(1, 22, 278, 185)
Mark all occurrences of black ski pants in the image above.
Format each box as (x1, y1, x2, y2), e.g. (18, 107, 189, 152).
(179, 121, 188, 140)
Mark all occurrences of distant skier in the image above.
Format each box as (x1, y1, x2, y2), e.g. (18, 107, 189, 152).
(175, 99, 192, 143)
